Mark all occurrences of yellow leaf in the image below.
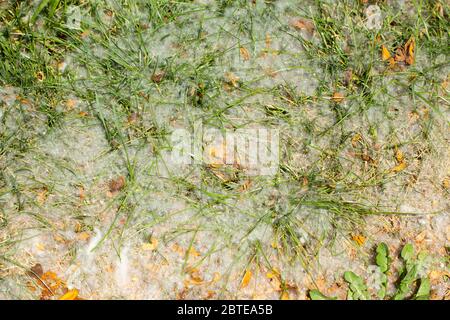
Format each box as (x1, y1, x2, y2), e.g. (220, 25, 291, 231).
(59, 289, 79, 300)
(442, 177, 450, 189)
(381, 45, 391, 61)
(388, 57, 396, 68)
(240, 270, 252, 289)
(280, 291, 289, 300)
(77, 232, 90, 241)
(211, 272, 221, 284)
(239, 47, 250, 61)
(351, 234, 366, 246)
(351, 133, 362, 147)
(391, 161, 407, 173)
(142, 239, 158, 251)
(395, 149, 405, 163)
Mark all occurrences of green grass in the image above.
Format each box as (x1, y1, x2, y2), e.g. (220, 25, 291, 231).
(0, 0, 448, 299)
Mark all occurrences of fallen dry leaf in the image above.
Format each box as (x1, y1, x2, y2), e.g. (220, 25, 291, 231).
(224, 72, 239, 88)
(240, 270, 252, 289)
(332, 92, 345, 103)
(239, 179, 252, 192)
(381, 45, 391, 61)
(188, 247, 201, 257)
(351, 133, 362, 147)
(151, 71, 165, 83)
(394, 47, 406, 63)
(265, 33, 271, 48)
(36, 188, 48, 205)
(59, 289, 78, 300)
(65, 99, 77, 110)
(404, 36, 415, 65)
(395, 149, 405, 163)
(391, 161, 407, 173)
(280, 291, 289, 300)
(351, 234, 366, 246)
(290, 18, 315, 34)
(109, 176, 125, 193)
(28, 264, 44, 278)
(77, 232, 90, 241)
(142, 237, 158, 251)
(239, 46, 250, 61)
(442, 177, 450, 189)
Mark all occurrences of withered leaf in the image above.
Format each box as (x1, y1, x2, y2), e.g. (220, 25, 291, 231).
(28, 263, 43, 278)
(394, 47, 406, 62)
(59, 289, 79, 300)
(351, 234, 366, 246)
(391, 161, 407, 173)
(404, 36, 415, 65)
(151, 71, 165, 83)
(240, 270, 252, 289)
(290, 18, 315, 34)
(381, 45, 391, 61)
(239, 47, 250, 61)
(332, 92, 345, 103)
(109, 176, 125, 193)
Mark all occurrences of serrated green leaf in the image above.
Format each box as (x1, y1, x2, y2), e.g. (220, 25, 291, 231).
(309, 289, 337, 300)
(394, 264, 418, 300)
(344, 271, 369, 300)
(377, 273, 388, 299)
(401, 243, 414, 262)
(414, 278, 430, 300)
(376, 242, 390, 273)
(347, 289, 354, 300)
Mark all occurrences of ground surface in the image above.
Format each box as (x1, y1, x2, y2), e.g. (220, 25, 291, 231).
(0, 0, 449, 300)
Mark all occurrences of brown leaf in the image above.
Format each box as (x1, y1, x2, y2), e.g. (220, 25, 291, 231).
(404, 36, 415, 65)
(394, 47, 406, 62)
(343, 69, 353, 87)
(151, 71, 165, 83)
(109, 176, 125, 193)
(290, 18, 315, 34)
(265, 33, 271, 48)
(36, 188, 48, 205)
(331, 92, 345, 103)
(239, 47, 250, 61)
(28, 264, 44, 278)
(224, 72, 239, 88)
